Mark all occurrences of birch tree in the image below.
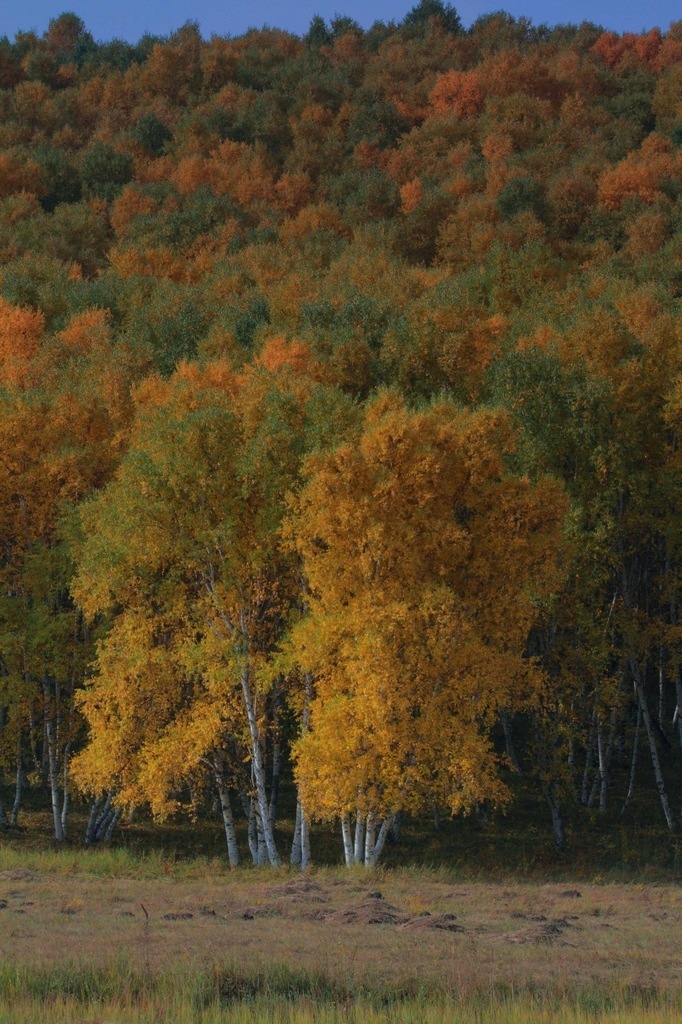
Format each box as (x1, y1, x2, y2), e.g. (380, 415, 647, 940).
(72, 359, 353, 865)
(286, 392, 566, 864)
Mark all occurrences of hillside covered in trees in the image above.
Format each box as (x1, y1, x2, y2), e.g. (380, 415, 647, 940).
(0, 4, 681, 868)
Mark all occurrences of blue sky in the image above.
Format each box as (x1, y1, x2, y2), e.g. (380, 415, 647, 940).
(1, 0, 679, 43)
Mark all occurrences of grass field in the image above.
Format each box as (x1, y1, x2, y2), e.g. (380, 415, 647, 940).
(1, 835, 681, 1023)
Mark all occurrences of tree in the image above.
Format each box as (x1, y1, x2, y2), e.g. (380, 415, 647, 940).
(402, 0, 462, 35)
(287, 393, 566, 864)
(71, 361, 354, 865)
(81, 142, 133, 202)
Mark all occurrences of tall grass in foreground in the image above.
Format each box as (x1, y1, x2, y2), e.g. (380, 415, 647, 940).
(0, 962, 679, 1022)
(0, 997, 680, 1023)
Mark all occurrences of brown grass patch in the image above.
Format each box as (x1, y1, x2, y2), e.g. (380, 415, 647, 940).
(0, 868, 680, 1001)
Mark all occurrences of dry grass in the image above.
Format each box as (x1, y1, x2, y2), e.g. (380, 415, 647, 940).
(0, 859, 681, 1011)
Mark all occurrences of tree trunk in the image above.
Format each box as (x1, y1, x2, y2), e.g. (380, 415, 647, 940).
(500, 710, 522, 774)
(84, 793, 121, 845)
(353, 810, 365, 864)
(635, 674, 676, 830)
(581, 706, 597, 806)
(103, 809, 121, 844)
(269, 739, 281, 828)
(61, 741, 72, 839)
(254, 800, 267, 866)
(43, 680, 64, 842)
(215, 775, 240, 867)
(389, 811, 402, 845)
(341, 813, 354, 867)
(620, 701, 641, 816)
(543, 780, 565, 850)
(11, 749, 25, 826)
(0, 799, 8, 829)
(675, 667, 682, 749)
(247, 798, 258, 864)
(290, 801, 302, 866)
(598, 706, 619, 815)
(84, 798, 102, 845)
(364, 812, 376, 868)
(239, 658, 280, 865)
(373, 814, 394, 865)
(300, 803, 310, 870)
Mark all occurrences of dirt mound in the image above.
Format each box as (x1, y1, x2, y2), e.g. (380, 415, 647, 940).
(399, 912, 463, 933)
(239, 905, 282, 920)
(507, 917, 575, 945)
(328, 892, 401, 926)
(267, 879, 328, 902)
(0, 869, 38, 882)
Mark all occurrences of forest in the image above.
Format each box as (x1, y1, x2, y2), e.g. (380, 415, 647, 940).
(0, 2, 681, 870)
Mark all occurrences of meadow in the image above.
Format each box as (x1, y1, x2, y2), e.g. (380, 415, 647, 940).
(1, 812, 681, 1023)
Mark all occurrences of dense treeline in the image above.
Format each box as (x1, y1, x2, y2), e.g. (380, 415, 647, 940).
(0, 4, 681, 865)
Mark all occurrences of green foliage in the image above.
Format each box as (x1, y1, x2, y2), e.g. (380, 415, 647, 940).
(132, 113, 172, 156)
(305, 16, 332, 49)
(35, 147, 82, 212)
(81, 143, 133, 202)
(496, 177, 547, 222)
(402, 0, 463, 35)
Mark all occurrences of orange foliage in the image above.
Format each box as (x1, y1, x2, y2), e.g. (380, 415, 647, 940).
(211, 142, 275, 206)
(482, 134, 514, 195)
(139, 40, 199, 103)
(279, 204, 348, 243)
(0, 153, 42, 199)
(592, 29, 664, 70)
(0, 298, 44, 388)
(430, 69, 486, 119)
(58, 309, 112, 355)
(625, 211, 669, 258)
(598, 134, 681, 210)
(516, 325, 557, 353)
(109, 244, 213, 284)
(400, 178, 423, 214)
(110, 186, 158, 238)
(200, 39, 240, 91)
(257, 337, 319, 377)
(273, 172, 312, 215)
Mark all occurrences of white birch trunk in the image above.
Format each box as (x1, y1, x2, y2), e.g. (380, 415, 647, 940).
(61, 742, 72, 838)
(675, 668, 682, 749)
(341, 813, 354, 867)
(353, 811, 365, 864)
(103, 808, 121, 843)
(84, 798, 102, 845)
(43, 681, 64, 843)
(247, 798, 258, 864)
(364, 812, 376, 868)
(11, 750, 24, 826)
(240, 658, 280, 865)
(255, 803, 268, 866)
(290, 801, 302, 865)
(581, 706, 597, 806)
(216, 776, 240, 867)
(635, 675, 676, 830)
(300, 803, 310, 870)
(373, 814, 394, 865)
(269, 739, 281, 827)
